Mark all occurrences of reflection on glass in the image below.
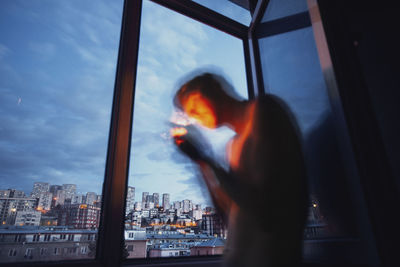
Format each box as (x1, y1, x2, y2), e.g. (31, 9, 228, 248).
(262, 0, 308, 22)
(258, 27, 358, 239)
(124, 1, 247, 259)
(192, 0, 251, 25)
(0, 0, 123, 263)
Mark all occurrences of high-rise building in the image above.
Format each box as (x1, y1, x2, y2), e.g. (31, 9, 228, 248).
(0, 190, 9, 198)
(0, 195, 37, 225)
(14, 210, 41, 226)
(173, 201, 181, 210)
(190, 209, 203, 220)
(126, 187, 135, 215)
(37, 192, 53, 210)
(57, 204, 101, 229)
(142, 192, 149, 204)
(182, 199, 191, 213)
(71, 194, 84, 204)
(85, 192, 97, 205)
(30, 182, 50, 199)
(145, 195, 154, 204)
(49, 185, 62, 195)
(134, 202, 142, 211)
(62, 184, 77, 200)
(201, 213, 227, 238)
(0, 189, 25, 198)
(145, 202, 154, 209)
(162, 193, 170, 210)
(152, 193, 159, 207)
(96, 194, 102, 203)
(53, 190, 66, 207)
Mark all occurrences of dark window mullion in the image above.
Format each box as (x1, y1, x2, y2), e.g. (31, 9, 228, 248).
(247, 0, 268, 96)
(150, 0, 248, 39)
(97, 0, 142, 266)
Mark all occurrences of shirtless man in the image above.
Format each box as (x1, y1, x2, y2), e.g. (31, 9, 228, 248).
(173, 73, 307, 266)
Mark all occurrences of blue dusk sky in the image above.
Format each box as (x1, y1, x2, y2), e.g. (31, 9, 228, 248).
(0, 0, 331, 207)
(0, 0, 251, 206)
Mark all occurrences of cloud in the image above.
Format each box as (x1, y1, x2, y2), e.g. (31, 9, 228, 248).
(0, 0, 123, 194)
(0, 43, 10, 60)
(0, 0, 243, 209)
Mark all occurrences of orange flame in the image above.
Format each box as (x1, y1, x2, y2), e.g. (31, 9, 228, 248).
(170, 127, 187, 145)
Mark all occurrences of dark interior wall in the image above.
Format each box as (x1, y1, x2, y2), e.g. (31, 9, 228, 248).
(317, 0, 400, 266)
(348, 3, 400, 191)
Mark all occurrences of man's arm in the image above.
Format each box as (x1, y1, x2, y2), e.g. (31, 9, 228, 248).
(197, 156, 269, 214)
(174, 126, 271, 215)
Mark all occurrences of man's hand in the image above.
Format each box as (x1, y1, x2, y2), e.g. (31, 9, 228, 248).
(172, 124, 210, 162)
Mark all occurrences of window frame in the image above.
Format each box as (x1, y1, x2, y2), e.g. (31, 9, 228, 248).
(4, 0, 391, 266)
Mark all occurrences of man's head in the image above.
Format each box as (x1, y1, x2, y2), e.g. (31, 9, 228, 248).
(174, 73, 234, 128)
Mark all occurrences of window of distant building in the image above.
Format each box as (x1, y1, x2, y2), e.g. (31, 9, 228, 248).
(33, 234, 40, 242)
(54, 247, 61, 255)
(40, 248, 47, 256)
(8, 249, 17, 257)
(44, 234, 51, 242)
(14, 235, 22, 242)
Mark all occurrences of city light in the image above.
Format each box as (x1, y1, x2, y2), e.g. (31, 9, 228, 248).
(0, 182, 226, 262)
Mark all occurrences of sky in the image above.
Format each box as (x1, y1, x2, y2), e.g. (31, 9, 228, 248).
(0, 0, 333, 208)
(0, 0, 250, 206)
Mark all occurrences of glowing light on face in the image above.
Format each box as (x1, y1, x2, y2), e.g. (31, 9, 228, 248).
(182, 92, 217, 128)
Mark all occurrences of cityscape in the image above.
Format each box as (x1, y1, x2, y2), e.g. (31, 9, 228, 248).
(0, 181, 326, 263)
(0, 181, 228, 262)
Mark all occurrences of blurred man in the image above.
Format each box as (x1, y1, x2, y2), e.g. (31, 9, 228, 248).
(173, 73, 307, 266)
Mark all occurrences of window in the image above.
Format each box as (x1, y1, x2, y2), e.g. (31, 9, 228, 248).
(8, 249, 17, 257)
(54, 248, 61, 255)
(33, 234, 40, 242)
(80, 246, 88, 254)
(40, 248, 47, 256)
(67, 247, 77, 254)
(127, 245, 133, 252)
(24, 248, 33, 258)
(0, 0, 389, 266)
(255, 0, 379, 263)
(124, 0, 247, 260)
(0, 0, 123, 263)
(14, 235, 22, 242)
(192, 0, 252, 25)
(44, 234, 51, 242)
(68, 234, 74, 241)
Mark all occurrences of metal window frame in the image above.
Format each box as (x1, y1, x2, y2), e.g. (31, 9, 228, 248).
(6, 0, 387, 266)
(2, 0, 301, 266)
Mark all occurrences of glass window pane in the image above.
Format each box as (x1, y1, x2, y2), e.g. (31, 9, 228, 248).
(258, 27, 359, 239)
(0, 0, 123, 263)
(192, 0, 251, 26)
(124, 0, 247, 259)
(262, 0, 308, 22)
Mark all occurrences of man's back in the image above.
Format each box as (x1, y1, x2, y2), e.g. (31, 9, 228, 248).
(225, 94, 308, 266)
